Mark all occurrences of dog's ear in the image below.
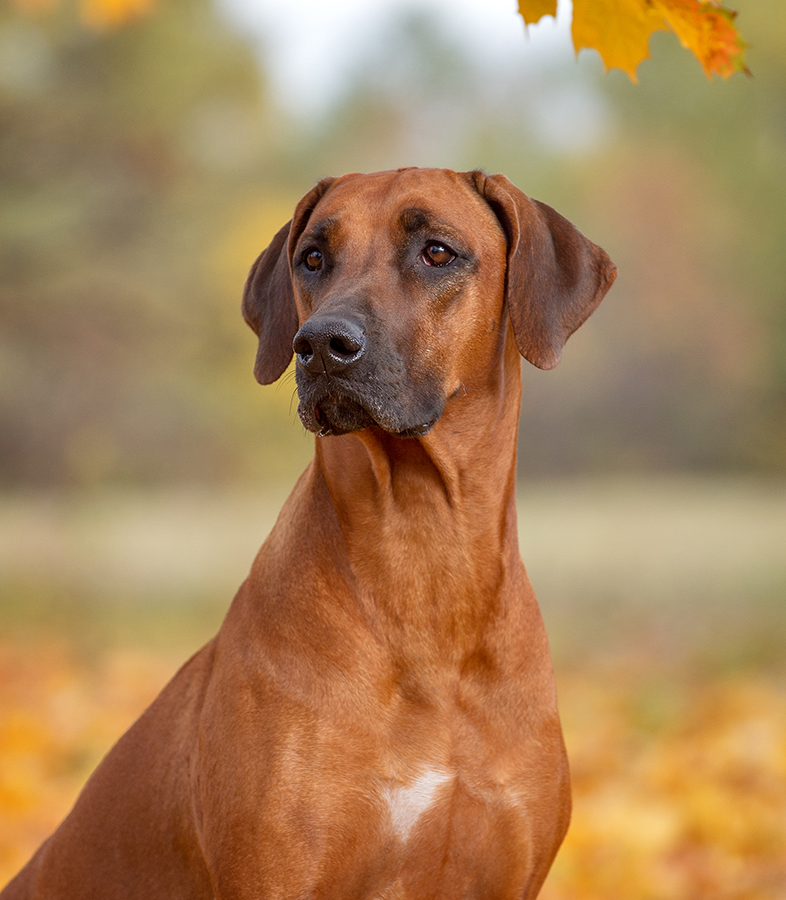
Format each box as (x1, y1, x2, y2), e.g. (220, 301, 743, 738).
(471, 172, 617, 370)
(242, 177, 336, 384)
(242, 221, 297, 385)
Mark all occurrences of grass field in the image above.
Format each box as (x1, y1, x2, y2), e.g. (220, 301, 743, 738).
(1, 476, 784, 895)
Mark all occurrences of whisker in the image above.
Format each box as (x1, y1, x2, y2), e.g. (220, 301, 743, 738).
(275, 370, 297, 393)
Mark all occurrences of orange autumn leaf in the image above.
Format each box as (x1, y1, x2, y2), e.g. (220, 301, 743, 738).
(518, 0, 748, 80)
(652, 0, 748, 78)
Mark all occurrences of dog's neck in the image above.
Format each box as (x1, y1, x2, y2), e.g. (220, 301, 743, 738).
(298, 330, 526, 663)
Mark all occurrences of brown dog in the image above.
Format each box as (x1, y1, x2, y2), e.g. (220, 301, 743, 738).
(2, 168, 616, 900)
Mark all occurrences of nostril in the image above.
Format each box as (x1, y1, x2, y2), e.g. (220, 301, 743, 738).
(293, 334, 314, 360)
(329, 336, 361, 359)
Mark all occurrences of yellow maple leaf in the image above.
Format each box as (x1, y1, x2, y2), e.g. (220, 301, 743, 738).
(572, 0, 668, 81)
(517, 0, 557, 27)
(518, 0, 748, 80)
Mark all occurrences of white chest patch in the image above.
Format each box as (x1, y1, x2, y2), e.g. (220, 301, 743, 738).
(383, 769, 453, 841)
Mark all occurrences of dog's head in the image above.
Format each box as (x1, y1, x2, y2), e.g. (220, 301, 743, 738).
(243, 168, 617, 438)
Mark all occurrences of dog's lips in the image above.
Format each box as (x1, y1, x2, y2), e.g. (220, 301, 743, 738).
(393, 416, 439, 439)
(314, 402, 329, 429)
(302, 383, 440, 439)
(309, 392, 375, 437)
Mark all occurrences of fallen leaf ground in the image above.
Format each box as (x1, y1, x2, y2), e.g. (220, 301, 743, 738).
(1, 643, 784, 897)
(1, 479, 784, 895)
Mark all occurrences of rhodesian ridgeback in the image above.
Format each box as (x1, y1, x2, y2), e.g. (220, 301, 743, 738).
(2, 168, 616, 900)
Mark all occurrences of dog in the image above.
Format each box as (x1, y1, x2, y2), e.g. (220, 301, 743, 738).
(2, 167, 616, 900)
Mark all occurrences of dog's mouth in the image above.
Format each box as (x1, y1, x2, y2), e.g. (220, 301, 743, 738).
(312, 395, 374, 437)
(303, 390, 439, 439)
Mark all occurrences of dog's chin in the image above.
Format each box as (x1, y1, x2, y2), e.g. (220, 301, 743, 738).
(298, 393, 439, 439)
(304, 395, 375, 437)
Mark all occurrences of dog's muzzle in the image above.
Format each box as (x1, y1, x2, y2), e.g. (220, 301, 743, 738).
(293, 315, 442, 439)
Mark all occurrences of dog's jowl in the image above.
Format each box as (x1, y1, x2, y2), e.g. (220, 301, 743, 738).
(2, 168, 616, 900)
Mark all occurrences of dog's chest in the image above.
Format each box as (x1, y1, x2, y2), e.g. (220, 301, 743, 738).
(381, 767, 454, 842)
(350, 758, 538, 900)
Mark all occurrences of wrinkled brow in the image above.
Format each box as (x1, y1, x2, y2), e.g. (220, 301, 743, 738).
(301, 217, 342, 248)
(399, 207, 467, 244)
(400, 207, 449, 234)
(399, 207, 472, 259)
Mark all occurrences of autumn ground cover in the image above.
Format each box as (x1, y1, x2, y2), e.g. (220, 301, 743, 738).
(546, 666, 786, 899)
(1, 645, 783, 897)
(0, 478, 784, 896)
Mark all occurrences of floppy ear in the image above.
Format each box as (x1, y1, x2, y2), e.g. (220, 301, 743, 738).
(242, 221, 297, 385)
(472, 172, 617, 370)
(242, 177, 336, 385)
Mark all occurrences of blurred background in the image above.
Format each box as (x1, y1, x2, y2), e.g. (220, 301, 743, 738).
(1, 0, 784, 894)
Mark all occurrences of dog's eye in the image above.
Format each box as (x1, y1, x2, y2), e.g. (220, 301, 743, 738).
(303, 249, 323, 272)
(422, 243, 455, 268)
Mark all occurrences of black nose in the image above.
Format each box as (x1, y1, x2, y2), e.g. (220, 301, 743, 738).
(293, 316, 366, 376)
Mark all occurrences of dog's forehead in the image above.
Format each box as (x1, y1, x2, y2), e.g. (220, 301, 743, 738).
(305, 169, 502, 247)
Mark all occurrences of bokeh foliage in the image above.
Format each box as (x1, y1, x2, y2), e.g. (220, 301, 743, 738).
(0, 0, 308, 487)
(1, 2, 784, 894)
(0, 0, 784, 487)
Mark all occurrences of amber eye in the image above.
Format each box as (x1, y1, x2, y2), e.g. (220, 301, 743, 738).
(422, 242, 455, 267)
(303, 249, 323, 272)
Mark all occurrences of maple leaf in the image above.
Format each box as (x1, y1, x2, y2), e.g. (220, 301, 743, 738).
(518, 0, 748, 80)
(652, 0, 748, 78)
(518, 0, 557, 27)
